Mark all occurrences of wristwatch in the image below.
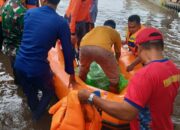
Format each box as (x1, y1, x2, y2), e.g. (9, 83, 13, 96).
(88, 93, 95, 104)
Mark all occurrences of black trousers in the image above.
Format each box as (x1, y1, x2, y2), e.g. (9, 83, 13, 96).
(15, 69, 54, 120)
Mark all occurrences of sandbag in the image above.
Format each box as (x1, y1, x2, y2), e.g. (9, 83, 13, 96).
(85, 62, 128, 92)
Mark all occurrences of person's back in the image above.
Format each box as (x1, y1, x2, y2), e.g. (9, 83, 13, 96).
(125, 28, 180, 130)
(78, 27, 180, 130)
(14, 0, 75, 120)
(79, 20, 122, 93)
(15, 6, 74, 76)
(80, 26, 121, 52)
(148, 60, 179, 129)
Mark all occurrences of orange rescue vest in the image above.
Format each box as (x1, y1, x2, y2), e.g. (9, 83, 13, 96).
(126, 25, 145, 56)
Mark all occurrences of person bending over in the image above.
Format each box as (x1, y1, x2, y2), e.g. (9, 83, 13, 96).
(79, 19, 122, 93)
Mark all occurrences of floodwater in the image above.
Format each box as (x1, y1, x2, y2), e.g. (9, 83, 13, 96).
(0, 0, 180, 129)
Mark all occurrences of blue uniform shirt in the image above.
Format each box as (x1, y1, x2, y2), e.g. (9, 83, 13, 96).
(14, 6, 74, 76)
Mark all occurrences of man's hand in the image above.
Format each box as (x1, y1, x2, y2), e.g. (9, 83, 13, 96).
(115, 52, 120, 62)
(78, 89, 91, 103)
(71, 34, 77, 45)
(68, 74, 77, 89)
(126, 64, 135, 72)
(126, 57, 141, 72)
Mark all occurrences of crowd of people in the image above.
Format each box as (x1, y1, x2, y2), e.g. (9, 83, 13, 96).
(0, 0, 180, 129)
(0, 0, 98, 121)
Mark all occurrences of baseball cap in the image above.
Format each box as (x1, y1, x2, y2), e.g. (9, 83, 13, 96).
(135, 27, 163, 45)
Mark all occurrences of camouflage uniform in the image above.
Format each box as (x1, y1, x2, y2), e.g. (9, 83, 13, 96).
(1, 0, 26, 56)
(0, 0, 4, 49)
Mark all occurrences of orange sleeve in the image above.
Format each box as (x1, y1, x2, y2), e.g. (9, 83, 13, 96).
(0, 0, 4, 7)
(69, 0, 82, 34)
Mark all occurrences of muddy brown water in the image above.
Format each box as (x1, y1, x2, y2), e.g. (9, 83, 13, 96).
(0, 0, 180, 130)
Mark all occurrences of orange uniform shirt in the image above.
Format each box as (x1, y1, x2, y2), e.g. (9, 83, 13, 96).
(65, 0, 91, 33)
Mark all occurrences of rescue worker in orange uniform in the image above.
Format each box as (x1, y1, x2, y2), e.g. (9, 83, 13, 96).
(65, 0, 98, 49)
(124, 15, 145, 72)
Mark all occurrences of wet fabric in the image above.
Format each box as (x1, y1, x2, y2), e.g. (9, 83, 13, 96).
(79, 46, 119, 86)
(1, 0, 26, 56)
(49, 90, 102, 130)
(80, 26, 121, 53)
(125, 59, 180, 130)
(14, 6, 74, 77)
(89, 0, 98, 23)
(15, 68, 54, 120)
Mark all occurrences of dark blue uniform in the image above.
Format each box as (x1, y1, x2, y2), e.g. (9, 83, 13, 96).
(14, 6, 74, 120)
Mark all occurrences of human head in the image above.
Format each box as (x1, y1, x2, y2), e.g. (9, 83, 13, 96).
(104, 20, 116, 29)
(41, 0, 60, 6)
(135, 27, 164, 58)
(128, 15, 141, 34)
